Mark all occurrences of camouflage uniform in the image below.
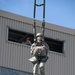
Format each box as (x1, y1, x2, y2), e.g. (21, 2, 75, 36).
(29, 33, 49, 75)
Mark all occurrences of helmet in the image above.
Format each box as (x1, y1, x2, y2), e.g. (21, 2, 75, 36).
(36, 33, 44, 41)
(36, 33, 43, 37)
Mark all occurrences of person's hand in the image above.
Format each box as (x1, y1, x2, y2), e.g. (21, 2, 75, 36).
(32, 46, 36, 51)
(42, 45, 46, 48)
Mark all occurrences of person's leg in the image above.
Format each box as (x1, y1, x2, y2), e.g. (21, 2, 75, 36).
(33, 63, 39, 75)
(39, 62, 45, 75)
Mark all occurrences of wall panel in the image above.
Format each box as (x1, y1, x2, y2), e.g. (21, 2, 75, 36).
(0, 15, 75, 75)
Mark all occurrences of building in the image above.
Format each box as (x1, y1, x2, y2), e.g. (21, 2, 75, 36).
(0, 10, 75, 75)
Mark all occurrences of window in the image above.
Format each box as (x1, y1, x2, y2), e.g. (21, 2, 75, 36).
(8, 28, 34, 45)
(0, 67, 32, 75)
(45, 37, 64, 53)
(8, 28, 64, 53)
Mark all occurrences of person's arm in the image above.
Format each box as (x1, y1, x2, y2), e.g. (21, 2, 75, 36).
(30, 43, 36, 54)
(42, 42, 49, 54)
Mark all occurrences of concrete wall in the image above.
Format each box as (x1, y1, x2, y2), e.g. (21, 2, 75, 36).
(0, 10, 75, 75)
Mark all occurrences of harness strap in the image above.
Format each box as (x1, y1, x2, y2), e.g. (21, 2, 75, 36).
(33, 0, 46, 42)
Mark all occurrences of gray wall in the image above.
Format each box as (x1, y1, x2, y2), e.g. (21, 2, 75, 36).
(0, 10, 75, 75)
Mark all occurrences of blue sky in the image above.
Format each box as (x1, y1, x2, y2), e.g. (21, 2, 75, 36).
(0, 0, 75, 29)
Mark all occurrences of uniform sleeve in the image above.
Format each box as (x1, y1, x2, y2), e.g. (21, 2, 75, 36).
(30, 43, 36, 54)
(44, 42, 49, 54)
(30, 43, 36, 50)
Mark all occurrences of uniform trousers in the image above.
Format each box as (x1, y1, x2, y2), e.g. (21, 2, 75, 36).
(33, 61, 45, 75)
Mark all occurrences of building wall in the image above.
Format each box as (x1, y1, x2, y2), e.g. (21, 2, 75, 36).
(0, 67, 32, 75)
(0, 10, 75, 75)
